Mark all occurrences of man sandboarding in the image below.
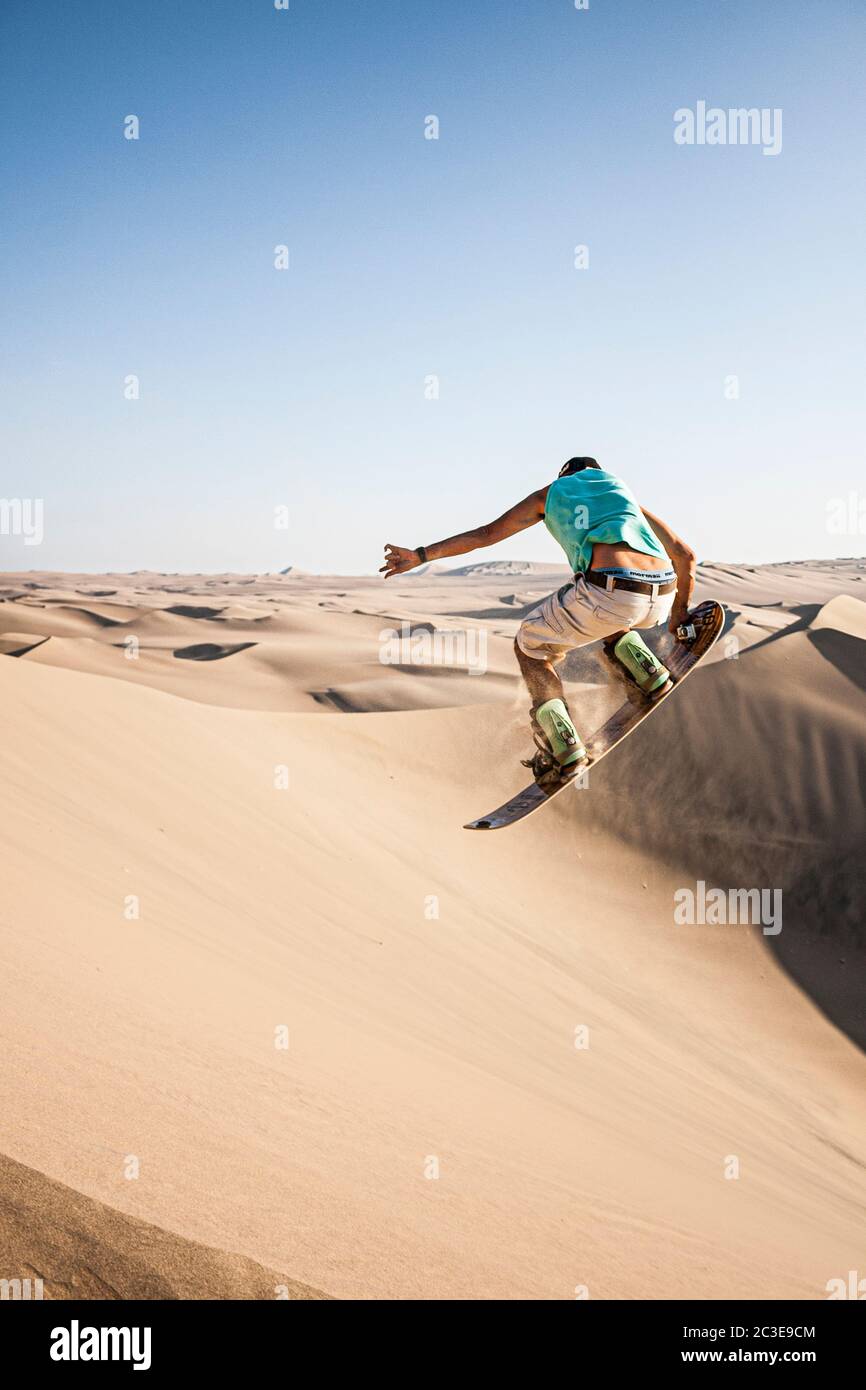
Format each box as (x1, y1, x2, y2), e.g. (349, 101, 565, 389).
(381, 457, 696, 781)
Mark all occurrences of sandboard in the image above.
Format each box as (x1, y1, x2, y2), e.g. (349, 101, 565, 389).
(464, 600, 725, 831)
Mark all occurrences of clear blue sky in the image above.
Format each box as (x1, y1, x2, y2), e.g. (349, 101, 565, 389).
(2, 0, 864, 573)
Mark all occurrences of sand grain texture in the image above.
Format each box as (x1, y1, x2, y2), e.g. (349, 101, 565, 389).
(0, 1153, 328, 1299)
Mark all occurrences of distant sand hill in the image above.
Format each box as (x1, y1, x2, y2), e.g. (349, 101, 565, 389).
(445, 559, 568, 576)
(1, 558, 865, 1299)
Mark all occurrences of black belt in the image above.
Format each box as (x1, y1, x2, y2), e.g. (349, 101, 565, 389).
(583, 569, 677, 597)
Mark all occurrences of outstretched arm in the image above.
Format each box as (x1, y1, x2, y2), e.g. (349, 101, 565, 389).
(640, 506, 696, 632)
(381, 486, 549, 579)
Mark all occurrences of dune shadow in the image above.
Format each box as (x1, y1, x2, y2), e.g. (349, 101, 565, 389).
(442, 601, 540, 620)
(356, 616, 440, 634)
(173, 643, 256, 661)
(0, 1151, 329, 1300)
(0, 636, 49, 657)
(808, 628, 866, 694)
(41, 606, 125, 627)
(166, 605, 226, 619)
(789, 603, 823, 622)
(311, 689, 359, 711)
(576, 630, 866, 1051)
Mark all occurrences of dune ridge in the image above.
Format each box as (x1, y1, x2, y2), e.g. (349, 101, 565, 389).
(0, 1153, 328, 1300)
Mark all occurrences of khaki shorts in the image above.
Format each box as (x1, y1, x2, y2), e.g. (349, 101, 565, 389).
(516, 575, 675, 661)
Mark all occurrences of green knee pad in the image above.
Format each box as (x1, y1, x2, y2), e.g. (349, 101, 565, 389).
(535, 698, 587, 766)
(613, 631, 670, 693)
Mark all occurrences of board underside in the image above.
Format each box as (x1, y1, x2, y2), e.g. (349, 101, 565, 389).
(464, 600, 725, 831)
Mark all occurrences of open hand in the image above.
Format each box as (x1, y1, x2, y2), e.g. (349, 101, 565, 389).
(380, 544, 422, 579)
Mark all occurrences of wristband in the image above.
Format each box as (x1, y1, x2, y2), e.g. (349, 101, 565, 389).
(416, 546, 428, 564)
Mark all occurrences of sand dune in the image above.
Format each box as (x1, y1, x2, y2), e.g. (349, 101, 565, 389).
(1, 562, 865, 1300)
(0, 1153, 327, 1300)
(0, 633, 48, 657)
(811, 592, 866, 639)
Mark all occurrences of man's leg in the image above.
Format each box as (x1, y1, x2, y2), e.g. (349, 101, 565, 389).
(513, 638, 566, 706)
(513, 639, 586, 770)
(603, 626, 671, 695)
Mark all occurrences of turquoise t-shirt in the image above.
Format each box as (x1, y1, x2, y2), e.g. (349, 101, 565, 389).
(544, 469, 666, 574)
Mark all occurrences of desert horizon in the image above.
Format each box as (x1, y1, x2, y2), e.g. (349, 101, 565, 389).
(5, 554, 865, 576)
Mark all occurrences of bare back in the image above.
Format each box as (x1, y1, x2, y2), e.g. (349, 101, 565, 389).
(590, 541, 673, 572)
